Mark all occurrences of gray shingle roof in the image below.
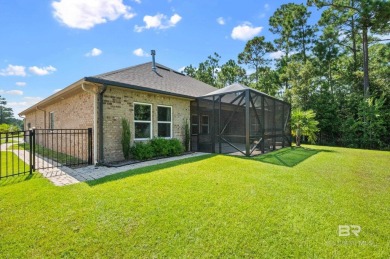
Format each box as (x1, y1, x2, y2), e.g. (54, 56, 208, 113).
(85, 62, 217, 98)
(202, 83, 250, 96)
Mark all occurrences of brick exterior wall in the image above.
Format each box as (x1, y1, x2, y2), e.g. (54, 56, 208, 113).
(102, 86, 191, 162)
(23, 85, 192, 163)
(23, 90, 95, 161)
(24, 90, 94, 130)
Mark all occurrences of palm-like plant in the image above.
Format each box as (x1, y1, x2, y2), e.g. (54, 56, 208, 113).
(291, 109, 319, 146)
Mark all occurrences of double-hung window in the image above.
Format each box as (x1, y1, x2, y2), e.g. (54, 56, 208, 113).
(157, 106, 172, 138)
(134, 103, 152, 140)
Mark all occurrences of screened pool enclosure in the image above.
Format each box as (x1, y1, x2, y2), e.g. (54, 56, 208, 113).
(191, 83, 291, 156)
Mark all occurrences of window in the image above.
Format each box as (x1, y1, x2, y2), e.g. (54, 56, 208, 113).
(27, 122, 31, 130)
(49, 112, 54, 129)
(201, 115, 209, 134)
(191, 115, 199, 135)
(157, 106, 172, 138)
(134, 103, 152, 139)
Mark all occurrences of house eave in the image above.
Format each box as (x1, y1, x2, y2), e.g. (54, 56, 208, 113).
(84, 77, 196, 101)
(18, 78, 86, 116)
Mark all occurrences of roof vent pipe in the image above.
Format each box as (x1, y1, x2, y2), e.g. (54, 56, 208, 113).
(151, 50, 156, 72)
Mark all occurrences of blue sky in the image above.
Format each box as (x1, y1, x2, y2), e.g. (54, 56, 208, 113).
(0, 0, 317, 116)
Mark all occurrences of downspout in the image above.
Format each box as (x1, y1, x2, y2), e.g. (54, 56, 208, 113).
(98, 84, 107, 163)
(36, 106, 46, 129)
(82, 83, 99, 165)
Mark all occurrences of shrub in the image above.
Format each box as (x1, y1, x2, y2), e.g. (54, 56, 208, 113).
(150, 138, 170, 157)
(130, 138, 184, 160)
(121, 118, 131, 160)
(166, 138, 184, 156)
(130, 142, 155, 160)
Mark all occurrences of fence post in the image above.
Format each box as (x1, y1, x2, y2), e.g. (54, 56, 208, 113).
(32, 129, 36, 172)
(29, 130, 34, 174)
(88, 128, 93, 165)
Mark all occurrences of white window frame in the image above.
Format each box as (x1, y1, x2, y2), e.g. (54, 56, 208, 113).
(157, 105, 173, 139)
(49, 112, 54, 129)
(134, 102, 152, 140)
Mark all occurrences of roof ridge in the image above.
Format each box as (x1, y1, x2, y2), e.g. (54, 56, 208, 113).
(92, 62, 152, 78)
(91, 62, 186, 78)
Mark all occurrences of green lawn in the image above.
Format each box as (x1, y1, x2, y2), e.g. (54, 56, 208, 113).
(0, 133, 23, 144)
(0, 151, 30, 178)
(10, 143, 85, 165)
(1, 137, 20, 144)
(0, 145, 389, 258)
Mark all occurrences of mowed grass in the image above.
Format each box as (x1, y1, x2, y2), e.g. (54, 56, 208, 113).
(11, 143, 85, 165)
(0, 151, 30, 178)
(0, 145, 389, 258)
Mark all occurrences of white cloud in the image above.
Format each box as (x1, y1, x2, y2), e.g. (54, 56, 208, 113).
(8, 96, 43, 115)
(231, 22, 262, 41)
(0, 89, 24, 95)
(269, 50, 284, 59)
(132, 0, 141, 3)
(16, 82, 26, 87)
(29, 66, 57, 76)
(134, 13, 182, 32)
(0, 65, 26, 76)
(54, 88, 62, 93)
(133, 48, 149, 57)
(264, 4, 270, 11)
(170, 14, 181, 25)
(216, 17, 225, 25)
(52, 0, 136, 30)
(85, 48, 103, 57)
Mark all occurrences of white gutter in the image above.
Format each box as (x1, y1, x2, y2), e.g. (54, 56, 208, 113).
(82, 83, 98, 165)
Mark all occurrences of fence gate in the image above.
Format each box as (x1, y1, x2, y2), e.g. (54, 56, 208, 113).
(0, 128, 92, 180)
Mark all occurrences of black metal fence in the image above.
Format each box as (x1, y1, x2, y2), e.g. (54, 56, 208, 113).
(0, 130, 33, 179)
(0, 128, 92, 180)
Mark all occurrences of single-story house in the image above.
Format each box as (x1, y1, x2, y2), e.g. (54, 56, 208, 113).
(20, 56, 291, 164)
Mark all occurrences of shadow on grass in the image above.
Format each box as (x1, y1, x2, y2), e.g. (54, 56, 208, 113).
(87, 154, 214, 187)
(248, 146, 332, 167)
(0, 173, 42, 187)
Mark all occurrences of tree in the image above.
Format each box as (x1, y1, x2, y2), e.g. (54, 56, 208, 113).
(269, 3, 317, 93)
(283, 60, 317, 109)
(217, 59, 247, 87)
(183, 53, 221, 88)
(0, 95, 14, 124)
(309, 0, 390, 98)
(256, 67, 281, 96)
(341, 95, 387, 149)
(368, 43, 390, 97)
(313, 25, 341, 95)
(270, 3, 317, 62)
(291, 109, 319, 146)
(238, 36, 275, 88)
(269, 4, 295, 62)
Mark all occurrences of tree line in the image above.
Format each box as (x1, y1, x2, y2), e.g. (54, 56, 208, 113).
(183, 0, 390, 150)
(0, 95, 23, 133)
